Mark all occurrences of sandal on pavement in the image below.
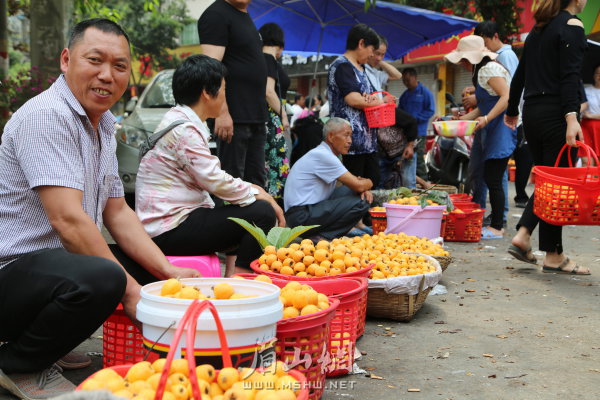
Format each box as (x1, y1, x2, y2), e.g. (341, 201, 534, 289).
(507, 244, 538, 265)
(542, 257, 591, 275)
(481, 227, 503, 239)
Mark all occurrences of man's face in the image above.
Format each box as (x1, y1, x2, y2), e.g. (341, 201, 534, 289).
(402, 73, 417, 90)
(481, 36, 493, 51)
(297, 96, 306, 108)
(226, 0, 251, 11)
(357, 39, 375, 65)
(368, 43, 387, 68)
(60, 27, 131, 126)
(328, 125, 352, 155)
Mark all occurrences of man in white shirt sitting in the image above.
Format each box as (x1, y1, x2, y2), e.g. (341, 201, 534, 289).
(284, 118, 373, 240)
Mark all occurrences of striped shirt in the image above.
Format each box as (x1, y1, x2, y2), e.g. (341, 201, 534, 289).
(0, 75, 123, 269)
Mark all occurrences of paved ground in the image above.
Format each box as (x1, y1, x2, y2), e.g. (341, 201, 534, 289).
(1, 184, 599, 400)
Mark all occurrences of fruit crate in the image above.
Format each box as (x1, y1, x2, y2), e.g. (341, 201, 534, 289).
(102, 304, 152, 368)
(443, 209, 485, 242)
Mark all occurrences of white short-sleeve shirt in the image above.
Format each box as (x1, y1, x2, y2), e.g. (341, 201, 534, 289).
(283, 142, 348, 211)
(478, 62, 511, 96)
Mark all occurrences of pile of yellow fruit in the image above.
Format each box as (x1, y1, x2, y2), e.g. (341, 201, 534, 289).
(256, 234, 447, 279)
(159, 280, 270, 300)
(279, 281, 330, 318)
(80, 359, 301, 400)
(370, 206, 386, 212)
(387, 196, 439, 206)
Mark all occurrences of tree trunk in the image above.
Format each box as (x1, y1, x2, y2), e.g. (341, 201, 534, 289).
(30, 0, 73, 82)
(0, 0, 8, 80)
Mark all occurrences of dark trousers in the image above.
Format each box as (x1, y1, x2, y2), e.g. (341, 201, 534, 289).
(484, 157, 510, 230)
(218, 123, 267, 188)
(513, 125, 534, 202)
(152, 201, 275, 270)
(0, 249, 126, 373)
(285, 186, 369, 240)
(518, 101, 578, 254)
(342, 152, 380, 188)
(415, 138, 428, 180)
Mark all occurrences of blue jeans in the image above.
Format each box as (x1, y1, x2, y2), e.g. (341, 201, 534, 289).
(378, 153, 416, 189)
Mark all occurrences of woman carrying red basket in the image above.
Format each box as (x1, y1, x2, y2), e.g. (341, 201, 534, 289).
(504, 0, 590, 274)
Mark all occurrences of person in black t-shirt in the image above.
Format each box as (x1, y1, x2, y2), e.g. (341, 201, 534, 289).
(259, 22, 291, 201)
(505, 0, 590, 275)
(198, 0, 268, 187)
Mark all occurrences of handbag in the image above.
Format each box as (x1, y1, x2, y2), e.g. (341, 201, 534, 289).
(138, 120, 187, 162)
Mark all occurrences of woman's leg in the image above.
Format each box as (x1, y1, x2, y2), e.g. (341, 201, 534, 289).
(483, 157, 509, 232)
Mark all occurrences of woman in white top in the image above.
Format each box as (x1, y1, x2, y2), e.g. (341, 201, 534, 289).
(136, 55, 285, 276)
(446, 35, 517, 238)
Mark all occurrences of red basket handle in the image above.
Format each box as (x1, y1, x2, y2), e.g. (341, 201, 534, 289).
(554, 141, 600, 168)
(369, 90, 394, 100)
(155, 300, 232, 400)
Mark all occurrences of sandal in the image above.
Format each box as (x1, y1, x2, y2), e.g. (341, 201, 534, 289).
(507, 244, 538, 265)
(481, 227, 503, 239)
(542, 257, 591, 275)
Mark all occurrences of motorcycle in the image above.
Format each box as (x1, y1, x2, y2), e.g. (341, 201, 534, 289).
(425, 94, 473, 193)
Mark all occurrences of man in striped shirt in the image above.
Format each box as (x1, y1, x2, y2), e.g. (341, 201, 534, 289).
(0, 19, 197, 400)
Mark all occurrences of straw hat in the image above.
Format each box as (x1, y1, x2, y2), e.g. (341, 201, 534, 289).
(444, 35, 498, 65)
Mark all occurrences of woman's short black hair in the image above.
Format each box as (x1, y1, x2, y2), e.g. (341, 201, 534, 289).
(346, 23, 380, 51)
(259, 23, 285, 48)
(172, 54, 227, 106)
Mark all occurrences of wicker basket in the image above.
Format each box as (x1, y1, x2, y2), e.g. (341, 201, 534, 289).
(366, 274, 432, 322)
(433, 255, 453, 272)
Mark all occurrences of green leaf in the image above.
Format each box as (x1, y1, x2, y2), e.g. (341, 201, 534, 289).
(398, 187, 413, 198)
(281, 225, 320, 248)
(267, 227, 290, 248)
(228, 217, 270, 249)
(418, 196, 429, 209)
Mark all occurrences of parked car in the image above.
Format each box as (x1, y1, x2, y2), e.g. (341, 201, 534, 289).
(115, 69, 217, 194)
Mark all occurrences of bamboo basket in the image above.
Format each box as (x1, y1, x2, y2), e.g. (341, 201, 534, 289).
(366, 274, 432, 322)
(433, 255, 453, 272)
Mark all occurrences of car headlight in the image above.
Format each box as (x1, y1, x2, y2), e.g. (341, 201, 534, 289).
(116, 124, 151, 148)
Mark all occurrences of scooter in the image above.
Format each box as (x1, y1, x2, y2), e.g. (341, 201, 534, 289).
(425, 94, 473, 193)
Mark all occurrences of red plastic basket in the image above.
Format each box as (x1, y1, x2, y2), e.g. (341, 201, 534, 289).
(102, 304, 153, 367)
(508, 166, 516, 182)
(89, 301, 310, 400)
(450, 193, 472, 202)
(369, 209, 387, 235)
(364, 91, 396, 128)
(234, 274, 367, 375)
(250, 260, 373, 281)
(533, 142, 600, 225)
(453, 201, 482, 211)
(276, 298, 339, 400)
(443, 208, 485, 242)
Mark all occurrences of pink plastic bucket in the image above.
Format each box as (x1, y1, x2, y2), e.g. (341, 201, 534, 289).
(383, 203, 446, 238)
(166, 255, 221, 277)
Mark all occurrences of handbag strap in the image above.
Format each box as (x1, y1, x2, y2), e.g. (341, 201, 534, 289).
(138, 119, 188, 162)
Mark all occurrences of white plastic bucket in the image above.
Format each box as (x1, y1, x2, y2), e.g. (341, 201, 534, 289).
(137, 278, 282, 368)
(384, 203, 446, 238)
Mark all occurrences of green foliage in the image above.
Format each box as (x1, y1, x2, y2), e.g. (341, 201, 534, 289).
(75, 0, 192, 85)
(390, 0, 523, 43)
(229, 218, 319, 250)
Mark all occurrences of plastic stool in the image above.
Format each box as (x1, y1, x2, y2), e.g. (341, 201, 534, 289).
(166, 254, 221, 277)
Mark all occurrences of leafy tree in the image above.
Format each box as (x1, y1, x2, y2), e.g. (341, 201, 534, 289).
(76, 0, 192, 85)
(390, 0, 523, 42)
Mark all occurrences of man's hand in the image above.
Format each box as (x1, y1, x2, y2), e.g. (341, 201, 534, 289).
(504, 114, 518, 130)
(462, 94, 477, 110)
(402, 142, 414, 160)
(215, 111, 234, 143)
(565, 115, 583, 147)
(122, 282, 142, 330)
(462, 86, 475, 98)
(360, 190, 373, 203)
(164, 263, 202, 279)
(357, 176, 374, 191)
(363, 93, 381, 105)
(254, 185, 286, 227)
